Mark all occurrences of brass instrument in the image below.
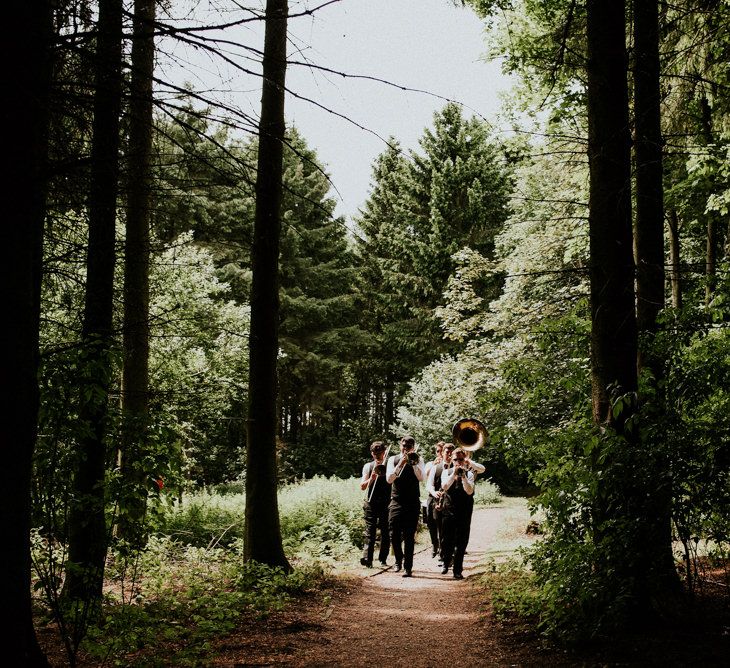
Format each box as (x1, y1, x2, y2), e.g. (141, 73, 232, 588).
(452, 418, 488, 452)
(367, 445, 390, 504)
(396, 442, 420, 477)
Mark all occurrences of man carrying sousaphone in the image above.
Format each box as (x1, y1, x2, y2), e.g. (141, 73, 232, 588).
(439, 418, 489, 579)
(439, 446, 475, 579)
(359, 441, 391, 567)
(386, 435, 425, 577)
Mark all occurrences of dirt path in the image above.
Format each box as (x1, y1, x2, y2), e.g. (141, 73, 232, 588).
(212, 502, 541, 667)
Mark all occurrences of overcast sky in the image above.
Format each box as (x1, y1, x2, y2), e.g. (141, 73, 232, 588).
(162, 0, 514, 221)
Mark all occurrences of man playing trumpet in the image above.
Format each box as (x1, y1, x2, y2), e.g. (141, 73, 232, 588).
(386, 435, 425, 577)
(359, 441, 391, 568)
(439, 446, 476, 579)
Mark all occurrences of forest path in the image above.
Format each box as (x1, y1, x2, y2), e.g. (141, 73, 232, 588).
(212, 500, 539, 667)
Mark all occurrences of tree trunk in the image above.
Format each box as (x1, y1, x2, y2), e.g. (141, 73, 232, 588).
(667, 210, 682, 310)
(119, 0, 156, 547)
(586, 0, 637, 427)
(634, 0, 665, 358)
(632, 0, 680, 601)
(244, 0, 290, 570)
(64, 0, 124, 602)
(0, 3, 52, 663)
(699, 95, 717, 304)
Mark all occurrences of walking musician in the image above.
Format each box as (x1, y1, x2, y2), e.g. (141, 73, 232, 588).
(424, 441, 445, 559)
(386, 435, 425, 577)
(360, 441, 391, 568)
(440, 446, 476, 579)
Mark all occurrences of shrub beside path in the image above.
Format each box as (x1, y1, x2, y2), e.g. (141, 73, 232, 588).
(211, 500, 545, 667)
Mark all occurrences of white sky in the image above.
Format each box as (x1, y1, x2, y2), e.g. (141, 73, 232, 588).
(161, 0, 514, 221)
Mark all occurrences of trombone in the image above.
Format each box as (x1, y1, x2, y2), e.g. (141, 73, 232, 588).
(367, 445, 391, 504)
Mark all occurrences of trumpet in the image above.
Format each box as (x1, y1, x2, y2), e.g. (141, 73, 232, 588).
(396, 441, 420, 477)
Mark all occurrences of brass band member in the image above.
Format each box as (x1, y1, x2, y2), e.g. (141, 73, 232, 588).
(440, 446, 475, 580)
(386, 435, 425, 577)
(424, 441, 446, 558)
(359, 441, 391, 567)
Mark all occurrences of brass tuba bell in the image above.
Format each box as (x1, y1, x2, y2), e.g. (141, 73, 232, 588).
(452, 418, 488, 452)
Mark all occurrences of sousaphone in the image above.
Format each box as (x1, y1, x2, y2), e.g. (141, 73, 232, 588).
(452, 418, 488, 452)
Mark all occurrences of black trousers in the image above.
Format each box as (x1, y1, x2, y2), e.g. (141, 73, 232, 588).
(362, 501, 390, 564)
(426, 496, 441, 553)
(388, 500, 420, 571)
(441, 504, 470, 575)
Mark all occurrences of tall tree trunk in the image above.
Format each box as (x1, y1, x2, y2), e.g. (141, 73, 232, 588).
(64, 0, 124, 602)
(0, 3, 52, 663)
(586, 0, 637, 427)
(699, 95, 717, 304)
(633, 0, 680, 600)
(119, 0, 156, 547)
(667, 210, 682, 310)
(634, 0, 665, 360)
(244, 0, 290, 570)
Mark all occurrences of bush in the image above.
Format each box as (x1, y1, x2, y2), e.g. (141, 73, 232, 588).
(83, 537, 325, 666)
(160, 476, 366, 560)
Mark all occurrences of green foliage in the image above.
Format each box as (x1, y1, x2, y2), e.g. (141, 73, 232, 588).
(160, 476, 366, 562)
(356, 104, 514, 436)
(479, 558, 542, 620)
(80, 538, 324, 666)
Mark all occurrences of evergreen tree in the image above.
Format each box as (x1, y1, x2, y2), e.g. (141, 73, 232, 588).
(277, 132, 367, 476)
(244, 0, 289, 570)
(356, 104, 512, 432)
(64, 0, 124, 604)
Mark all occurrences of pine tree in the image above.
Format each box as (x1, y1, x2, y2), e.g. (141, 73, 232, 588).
(356, 105, 512, 431)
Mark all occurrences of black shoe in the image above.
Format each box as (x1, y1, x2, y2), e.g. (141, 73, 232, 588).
(402, 570, 412, 578)
(441, 566, 449, 575)
(453, 572, 464, 580)
(379, 560, 388, 567)
(394, 563, 402, 572)
(360, 558, 372, 567)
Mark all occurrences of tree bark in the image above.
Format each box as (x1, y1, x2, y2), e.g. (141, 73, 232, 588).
(586, 0, 637, 427)
(119, 0, 156, 547)
(667, 210, 682, 310)
(633, 0, 680, 600)
(634, 0, 665, 357)
(244, 0, 290, 570)
(0, 3, 52, 663)
(64, 0, 124, 602)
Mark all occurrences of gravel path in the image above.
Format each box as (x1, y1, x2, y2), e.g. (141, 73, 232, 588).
(213, 502, 540, 667)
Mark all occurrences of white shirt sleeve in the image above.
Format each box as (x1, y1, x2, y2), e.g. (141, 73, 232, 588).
(462, 469, 475, 495)
(386, 455, 398, 484)
(426, 466, 439, 498)
(414, 456, 426, 481)
(441, 466, 475, 494)
(467, 459, 485, 475)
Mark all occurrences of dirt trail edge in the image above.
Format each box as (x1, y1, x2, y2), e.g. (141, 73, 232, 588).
(212, 503, 538, 667)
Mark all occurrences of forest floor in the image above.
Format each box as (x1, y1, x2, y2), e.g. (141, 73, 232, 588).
(37, 499, 730, 666)
(208, 499, 730, 668)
